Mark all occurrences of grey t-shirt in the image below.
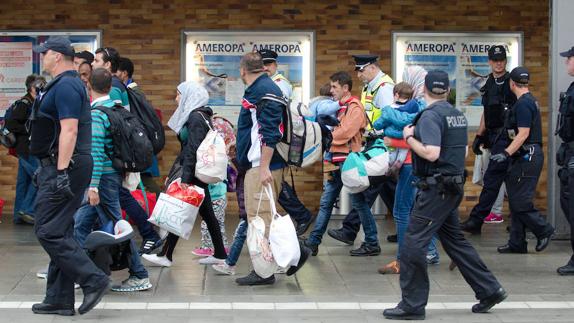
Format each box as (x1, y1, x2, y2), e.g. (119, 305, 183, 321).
(415, 109, 443, 147)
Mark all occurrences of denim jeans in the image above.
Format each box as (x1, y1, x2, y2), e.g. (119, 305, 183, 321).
(226, 219, 247, 266)
(350, 190, 379, 247)
(74, 172, 148, 279)
(14, 155, 39, 220)
(119, 186, 160, 242)
(308, 170, 344, 246)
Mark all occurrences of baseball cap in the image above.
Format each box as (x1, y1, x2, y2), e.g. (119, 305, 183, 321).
(32, 36, 75, 57)
(488, 45, 507, 61)
(424, 70, 450, 95)
(510, 66, 529, 85)
(560, 46, 574, 58)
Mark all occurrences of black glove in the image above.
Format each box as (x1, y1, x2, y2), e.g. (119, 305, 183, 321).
(472, 135, 484, 155)
(51, 169, 74, 201)
(490, 151, 509, 163)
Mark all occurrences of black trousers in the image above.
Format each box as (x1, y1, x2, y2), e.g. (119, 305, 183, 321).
(469, 131, 510, 222)
(505, 144, 554, 250)
(558, 144, 574, 265)
(340, 175, 396, 239)
(399, 183, 501, 313)
(34, 154, 108, 305)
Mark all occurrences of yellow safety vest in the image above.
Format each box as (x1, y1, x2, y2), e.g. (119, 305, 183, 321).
(361, 74, 395, 129)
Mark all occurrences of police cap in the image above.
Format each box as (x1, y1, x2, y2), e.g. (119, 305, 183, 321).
(424, 70, 450, 95)
(488, 45, 507, 61)
(33, 36, 75, 57)
(259, 49, 278, 64)
(353, 55, 378, 71)
(510, 66, 530, 85)
(560, 46, 574, 58)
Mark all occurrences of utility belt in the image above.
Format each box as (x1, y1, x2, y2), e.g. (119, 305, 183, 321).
(415, 173, 465, 195)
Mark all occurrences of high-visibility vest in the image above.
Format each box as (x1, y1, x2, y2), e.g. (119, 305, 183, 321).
(271, 73, 292, 100)
(360, 74, 394, 129)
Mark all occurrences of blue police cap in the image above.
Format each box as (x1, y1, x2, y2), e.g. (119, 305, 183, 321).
(33, 36, 75, 57)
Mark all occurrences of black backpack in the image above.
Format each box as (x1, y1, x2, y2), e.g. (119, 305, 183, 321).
(94, 104, 154, 172)
(126, 84, 165, 154)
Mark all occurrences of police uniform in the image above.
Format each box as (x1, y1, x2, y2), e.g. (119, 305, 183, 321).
(329, 55, 396, 244)
(496, 67, 554, 253)
(30, 37, 108, 313)
(464, 46, 517, 232)
(384, 71, 504, 320)
(556, 47, 574, 274)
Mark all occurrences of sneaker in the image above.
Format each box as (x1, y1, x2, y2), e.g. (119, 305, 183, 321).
(74, 283, 80, 289)
(142, 254, 172, 267)
(484, 213, 504, 224)
(212, 262, 236, 275)
(111, 277, 152, 292)
(378, 260, 400, 275)
(426, 253, 440, 265)
(198, 256, 226, 265)
(139, 239, 163, 255)
(192, 247, 214, 257)
(236, 270, 275, 286)
(36, 265, 49, 279)
(18, 211, 35, 225)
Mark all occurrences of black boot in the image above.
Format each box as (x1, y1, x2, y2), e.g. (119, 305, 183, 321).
(383, 306, 425, 320)
(461, 217, 483, 234)
(557, 263, 574, 276)
(287, 243, 311, 276)
(472, 287, 507, 313)
(32, 303, 75, 316)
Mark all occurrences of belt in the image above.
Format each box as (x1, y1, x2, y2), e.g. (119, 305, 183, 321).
(40, 155, 57, 167)
(415, 174, 464, 190)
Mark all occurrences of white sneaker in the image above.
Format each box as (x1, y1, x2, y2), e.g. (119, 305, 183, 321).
(212, 263, 236, 275)
(111, 277, 152, 292)
(142, 254, 172, 267)
(74, 283, 80, 289)
(275, 267, 287, 274)
(198, 256, 226, 265)
(36, 265, 49, 279)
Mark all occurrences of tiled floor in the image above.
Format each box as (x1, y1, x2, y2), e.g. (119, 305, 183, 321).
(1, 214, 574, 322)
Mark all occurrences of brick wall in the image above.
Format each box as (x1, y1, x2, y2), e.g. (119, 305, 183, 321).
(0, 0, 550, 217)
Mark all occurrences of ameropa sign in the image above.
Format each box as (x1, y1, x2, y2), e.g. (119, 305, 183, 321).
(392, 32, 523, 127)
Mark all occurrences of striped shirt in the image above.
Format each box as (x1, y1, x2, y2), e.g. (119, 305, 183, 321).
(90, 95, 118, 188)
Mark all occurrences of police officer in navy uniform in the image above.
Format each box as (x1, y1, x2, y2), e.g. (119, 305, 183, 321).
(555, 46, 574, 275)
(462, 45, 517, 234)
(493, 66, 555, 254)
(29, 36, 110, 316)
(383, 71, 506, 320)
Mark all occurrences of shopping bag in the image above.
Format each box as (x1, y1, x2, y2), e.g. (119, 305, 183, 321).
(121, 188, 157, 223)
(122, 172, 141, 191)
(266, 185, 301, 268)
(148, 179, 205, 240)
(472, 148, 491, 185)
(246, 186, 278, 278)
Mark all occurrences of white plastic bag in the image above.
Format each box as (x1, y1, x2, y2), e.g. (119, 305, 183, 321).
(122, 172, 141, 191)
(195, 113, 228, 184)
(148, 179, 204, 240)
(246, 186, 279, 278)
(472, 148, 491, 185)
(266, 184, 301, 268)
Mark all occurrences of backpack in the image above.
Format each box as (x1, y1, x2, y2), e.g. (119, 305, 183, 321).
(277, 102, 323, 168)
(341, 138, 389, 193)
(195, 112, 228, 184)
(0, 103, 17, 148)
(126, 83, 165, 154)
(94, 104, 154, 172)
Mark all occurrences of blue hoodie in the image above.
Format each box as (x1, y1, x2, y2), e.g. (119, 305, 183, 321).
(373, 99, 425, 138)
(236, 74, 286, 171)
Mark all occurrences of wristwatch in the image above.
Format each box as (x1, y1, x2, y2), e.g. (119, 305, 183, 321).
(88, 187, 99, 193)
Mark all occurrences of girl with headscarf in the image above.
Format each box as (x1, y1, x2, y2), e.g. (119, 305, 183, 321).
(142, 81, 227, 266)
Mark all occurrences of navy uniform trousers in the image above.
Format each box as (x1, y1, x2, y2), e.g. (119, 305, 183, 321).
(399, 182, 501, 314)
(559, 144, 574, 265)
(34, 154, 109, 305)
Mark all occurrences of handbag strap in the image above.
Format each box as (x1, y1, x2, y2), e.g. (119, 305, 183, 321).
(255, 184, 278, 219)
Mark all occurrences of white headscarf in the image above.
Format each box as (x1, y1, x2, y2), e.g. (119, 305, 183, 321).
(167, 80, 209, 134)
(402, 66, 428, 100)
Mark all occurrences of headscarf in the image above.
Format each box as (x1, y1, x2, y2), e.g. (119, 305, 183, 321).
(167, 80, 209, 134)
(402, 65, 428, 100)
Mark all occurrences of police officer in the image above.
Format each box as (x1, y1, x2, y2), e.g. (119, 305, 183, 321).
(383, 71, 506, 320)
(29, 36, 110, 316)
(493, 66, 555, 254)
(327, 55, 397, 246)
(259, 49, 293, 100)
(462, 45, 516, 234)
(556, 46, 574, 275)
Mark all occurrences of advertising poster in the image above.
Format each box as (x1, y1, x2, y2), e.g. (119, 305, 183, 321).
(393, 33, 522, 127)
(0, 31, 100, 116)
(183, 31, 314, 126)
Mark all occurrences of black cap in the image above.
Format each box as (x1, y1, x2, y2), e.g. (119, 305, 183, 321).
(488, 45, 507, 61)
(353, 54, 378, 71)
(425, 70, 450, 95)
(259, 49, 278, 64)
(510, 66, 530, 85)
(74, 50, 94, 64)
(32, 36, 75, 57)
(560, 46, 574, 58)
